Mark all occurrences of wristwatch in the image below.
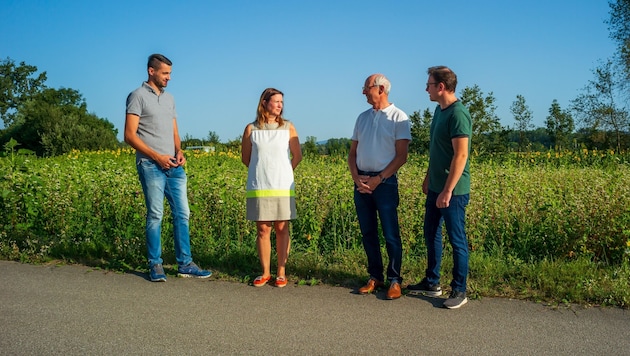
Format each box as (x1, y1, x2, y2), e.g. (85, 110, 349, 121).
(378, 174, 386, 183)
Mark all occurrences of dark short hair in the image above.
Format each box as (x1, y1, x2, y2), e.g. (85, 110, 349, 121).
(427, 66, 457, 92)
(148, 54, 172, 69)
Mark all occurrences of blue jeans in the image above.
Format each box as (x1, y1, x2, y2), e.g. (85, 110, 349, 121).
(424, 190, 470, 292)
(353, 175, 403, 283)
(136, 159, 193, 268)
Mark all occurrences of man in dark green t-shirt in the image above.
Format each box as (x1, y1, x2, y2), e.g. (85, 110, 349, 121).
(407, 66, 472, 309)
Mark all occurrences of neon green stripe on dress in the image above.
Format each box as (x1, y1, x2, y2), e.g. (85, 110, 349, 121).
(246, 189, 295, 198)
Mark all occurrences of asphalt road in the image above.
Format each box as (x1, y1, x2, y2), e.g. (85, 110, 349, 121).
(1, 260, 628, 355)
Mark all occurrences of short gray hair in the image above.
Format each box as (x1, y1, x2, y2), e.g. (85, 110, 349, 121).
(372, 74, 391, 94)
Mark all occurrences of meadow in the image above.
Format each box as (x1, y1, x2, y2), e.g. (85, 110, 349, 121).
(0, 147, 629, 307)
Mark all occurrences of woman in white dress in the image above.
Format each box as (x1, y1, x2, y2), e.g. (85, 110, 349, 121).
(241, 88, 302, 288)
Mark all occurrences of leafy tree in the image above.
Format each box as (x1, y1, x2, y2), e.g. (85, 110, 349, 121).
(302, 136, 319, 156)
(206, 131, 220, 145)
(545, 99, 574, 150)
(573, 127, 610, 150)
(572, 59, 629, 152)
(182, 133, 202, 148)
(459, 85, 502, 153)
(323, 138, 351, 156)
(607, 0, 630, 82)
(0, 58, 47, 127)
(3, 88, 118, 156)
(486, 129, 512, 153)
(510, 94, 533, 152)
(224, 135, 242, 152)
(409, 108, 432, 154)
(506, 127, 551, 151)
(0, 58, 119, 155)
(526, 127, 552, 151)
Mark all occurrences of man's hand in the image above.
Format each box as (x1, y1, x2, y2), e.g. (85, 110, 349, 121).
(356, 175, 380, 194)
(436, 190, 452, 208)
(156, 154, 179, 169)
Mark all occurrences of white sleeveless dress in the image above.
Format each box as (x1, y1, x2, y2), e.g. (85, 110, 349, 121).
(246, 121, 296, 221)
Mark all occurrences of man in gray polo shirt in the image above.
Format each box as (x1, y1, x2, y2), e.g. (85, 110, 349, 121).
(124, 53, 211, 282)
(348, 73, 411, 300)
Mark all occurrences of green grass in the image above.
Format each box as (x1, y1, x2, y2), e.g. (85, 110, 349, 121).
(0, 148, 628, 307)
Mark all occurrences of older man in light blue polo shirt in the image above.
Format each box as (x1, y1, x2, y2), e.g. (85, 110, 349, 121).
(348, 73, 411, 300)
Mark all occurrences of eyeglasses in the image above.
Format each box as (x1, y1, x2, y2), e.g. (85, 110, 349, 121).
(362, 85, 378, 91)
(426, 82, 439, 89)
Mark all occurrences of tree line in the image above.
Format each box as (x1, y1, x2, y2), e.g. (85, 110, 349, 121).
(0, 59, 119, 156)
(2, 1, 629, 157)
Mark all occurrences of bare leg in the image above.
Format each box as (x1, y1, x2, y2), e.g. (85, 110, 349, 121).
(256, 221, 272, 278)
(274, 220, 291, 277)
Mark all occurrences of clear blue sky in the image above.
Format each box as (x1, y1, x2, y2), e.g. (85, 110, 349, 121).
(2, 0, 616, 143)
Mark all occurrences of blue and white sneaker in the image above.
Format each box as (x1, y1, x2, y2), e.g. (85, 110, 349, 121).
(177, 262, 212, 279)
(444, 290, 468, 309)
(149, 264, 167, 282)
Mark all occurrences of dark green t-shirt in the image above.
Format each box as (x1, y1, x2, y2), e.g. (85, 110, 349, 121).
(428, 100, 472, 195)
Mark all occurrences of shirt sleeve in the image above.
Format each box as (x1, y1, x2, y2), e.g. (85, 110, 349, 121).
(126, 91, 142, 116)
(450, 107, 472, 138)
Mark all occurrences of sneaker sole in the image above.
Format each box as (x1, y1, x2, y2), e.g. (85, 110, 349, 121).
(407, 289, 442, 297)
(177, 273, 212, 279)
(444, 297, 468, 309)
(150, 277, 166, 282)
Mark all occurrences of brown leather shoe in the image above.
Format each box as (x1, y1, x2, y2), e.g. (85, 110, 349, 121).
(358, 278, 384, 294)
(386, 282, 402, 300)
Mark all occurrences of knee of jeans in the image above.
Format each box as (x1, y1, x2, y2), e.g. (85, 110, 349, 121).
(449, 235, 468, 253)
(383, 232, 402, 246)
(173, 208, 190, 220)
(146, 205, 164, 221)
(451, 243, 469, 254)
(378, 208, 400, 229)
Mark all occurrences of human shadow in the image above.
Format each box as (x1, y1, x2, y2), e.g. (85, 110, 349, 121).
(347, 285, 445, 306)
(125, 265, 181, 282)
(404, 290, 445, 308)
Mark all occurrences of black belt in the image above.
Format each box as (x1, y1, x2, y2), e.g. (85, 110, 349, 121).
(357, 170, 382, 177)
(357, 170, 397, 179)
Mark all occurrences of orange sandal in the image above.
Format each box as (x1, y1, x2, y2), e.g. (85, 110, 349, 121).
(275, 276, 287, 288)
(253, 275, 271, 287)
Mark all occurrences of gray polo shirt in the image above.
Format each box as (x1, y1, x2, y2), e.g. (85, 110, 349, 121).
(351, 103, 412, 172)
(126, 82, 177, 163)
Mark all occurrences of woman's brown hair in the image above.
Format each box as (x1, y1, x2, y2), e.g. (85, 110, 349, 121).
(255, 88, 285, 128)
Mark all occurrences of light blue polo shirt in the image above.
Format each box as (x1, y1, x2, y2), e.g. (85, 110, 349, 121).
(351, 103, 412, 172)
